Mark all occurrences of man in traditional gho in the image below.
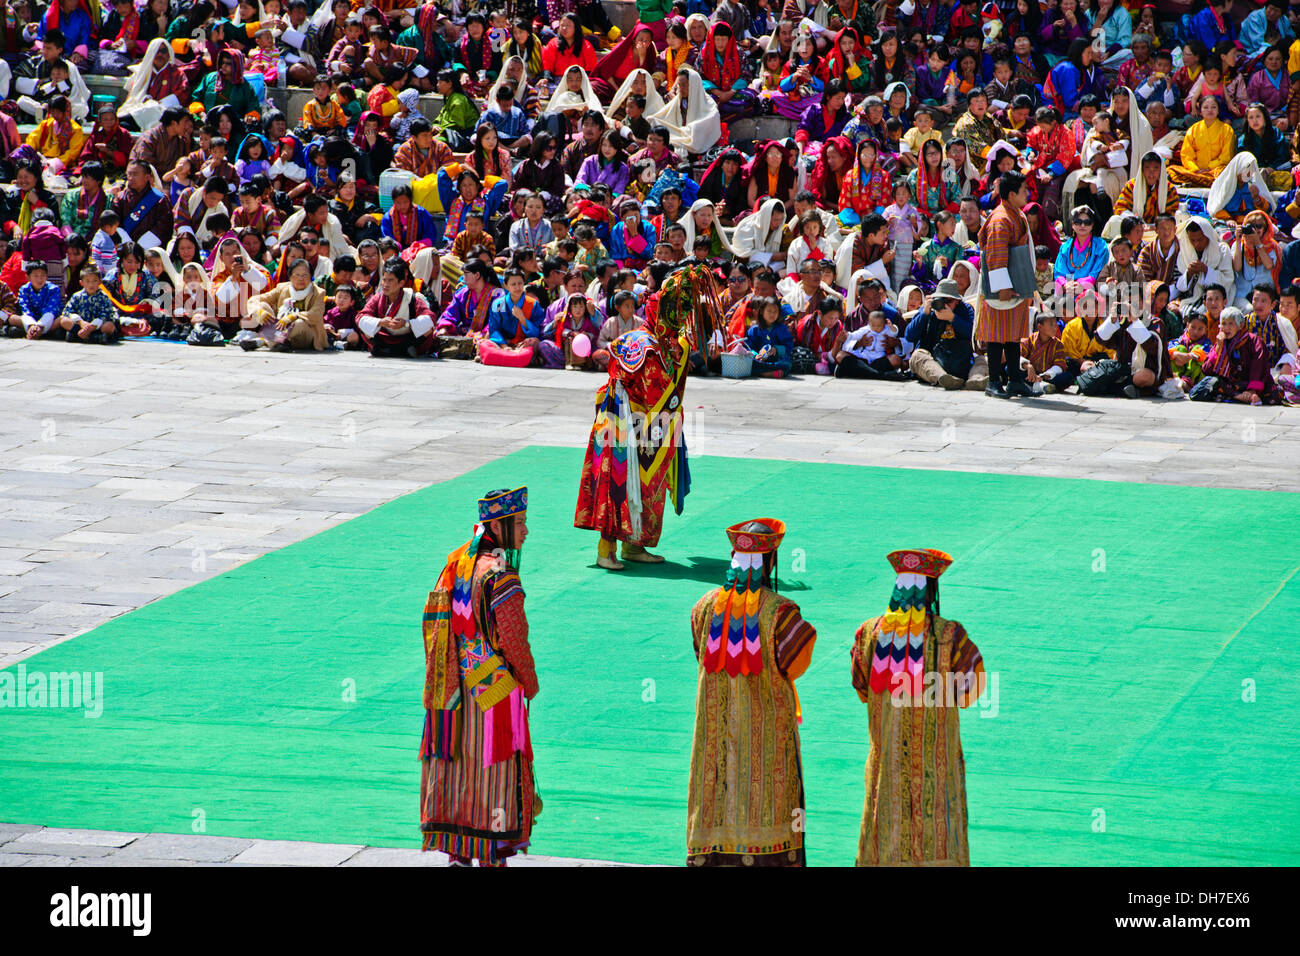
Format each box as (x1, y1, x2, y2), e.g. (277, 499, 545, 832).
(977, 169, 1037, 398)
(575, 262, 717, 571)
(420, 487, 540, 868)
(686, 519, 817, 867)
(851, 549, 986, 867)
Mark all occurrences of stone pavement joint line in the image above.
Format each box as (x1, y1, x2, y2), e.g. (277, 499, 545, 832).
(0, 824, 636, 867)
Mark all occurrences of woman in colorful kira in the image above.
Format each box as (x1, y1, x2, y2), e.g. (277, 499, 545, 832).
(850, 548, 986, 867)
(574, 262, 717, 571)
(686, 519, 817, 867)
(420, 487, 540, 867)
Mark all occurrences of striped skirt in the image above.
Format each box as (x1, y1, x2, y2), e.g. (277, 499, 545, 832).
(975, 297, 1031, 345)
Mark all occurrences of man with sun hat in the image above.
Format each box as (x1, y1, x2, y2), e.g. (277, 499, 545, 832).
(851, 548, 986, 866)
(686, 518, 818, 867)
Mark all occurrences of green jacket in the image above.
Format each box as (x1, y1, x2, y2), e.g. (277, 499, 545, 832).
(636, 0, 673, 25)
(192, 73, 260, 119)
(435, 91, 477, 135)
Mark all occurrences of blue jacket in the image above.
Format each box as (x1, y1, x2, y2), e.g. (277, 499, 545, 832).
(902, 301, 975, 376)
(1185, 7, 1236, 52)
(38, 8, 91, 53)
(487, 292, 543, 346)
(1240, 8, 1294, 57)
(745, 320, 794, 372)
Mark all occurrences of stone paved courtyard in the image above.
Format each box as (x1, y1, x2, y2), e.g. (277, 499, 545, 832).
(1, 340, 1297, 865)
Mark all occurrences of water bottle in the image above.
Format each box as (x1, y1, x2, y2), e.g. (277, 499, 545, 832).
(277, 57, 287, 89)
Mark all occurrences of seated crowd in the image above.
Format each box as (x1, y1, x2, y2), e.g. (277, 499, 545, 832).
(2, 0, 1298, 405)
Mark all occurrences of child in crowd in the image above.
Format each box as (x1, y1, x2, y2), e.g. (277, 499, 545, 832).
(1168, 312, 1212, 393)
(90, 210, 128, 278)
(10, 260, 62, 339)
(913, 211, 962, 291)
(745, 295, 794, 378)
(1020, 313, 1074, 393)
(884, 181, 923, 292)
(301, 74, 348, 136)
(1035, 244, 1055, 298)
(786, 212, 834, 279)
(324, 284, 361, 349)
(58, 264, 120, 342)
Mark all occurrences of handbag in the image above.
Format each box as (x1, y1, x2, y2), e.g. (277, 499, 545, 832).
(791, 345, 818, 375)
(1075, 357, 1128, 396)
(186, 324, 226, 347)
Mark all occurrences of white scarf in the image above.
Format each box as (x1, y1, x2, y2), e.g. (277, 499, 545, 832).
(546, 66, 602, 114)
(731, 198, 785, 258)
(1208, 152, 1276, 219)
(648, 67, 721, 156)
(487, 55, 530, 109)
(677, 199, 734, 255)
(609, 68, 667, 119)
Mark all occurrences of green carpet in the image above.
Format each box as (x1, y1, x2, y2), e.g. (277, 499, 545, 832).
(1, 445, 1296, 866)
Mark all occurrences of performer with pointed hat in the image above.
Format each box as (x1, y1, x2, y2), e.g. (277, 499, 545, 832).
(686, 519, 818, 867)
(420, 486, 540, 867)
(851, 548, 986, 866)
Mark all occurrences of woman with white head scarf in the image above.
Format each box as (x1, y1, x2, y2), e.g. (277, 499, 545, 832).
(487, 55, 531, 108)
(1208, 152, 1277, 222)
(947, 258, 981, 307)
(731, 198, 788, 269)
(677, 199, 734, 258)
(120, 38, 190, 131)
(546, 65, 603, 115)
(609, 68, 666, 122)
(1173, 215, 1232, 309)
(649, 67, 721, 156)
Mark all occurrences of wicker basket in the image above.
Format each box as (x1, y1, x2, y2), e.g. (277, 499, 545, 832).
(720, 351, 754, 378)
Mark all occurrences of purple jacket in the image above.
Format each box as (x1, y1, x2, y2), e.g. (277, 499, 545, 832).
(576, 154, 631, 196)
(798, 101, 849, 144)
(436, 282, 502, 334)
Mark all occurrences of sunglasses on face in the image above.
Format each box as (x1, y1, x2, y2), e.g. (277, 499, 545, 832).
(1073, 218, 1093, 226)
(727, 276, 745, 283)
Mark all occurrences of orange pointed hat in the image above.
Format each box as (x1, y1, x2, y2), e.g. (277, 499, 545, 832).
(887, 549, 954, 578)
(726, 518, 786, 554)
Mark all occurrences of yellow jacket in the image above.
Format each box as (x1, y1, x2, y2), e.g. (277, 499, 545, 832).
(1061, 317, 1116, 363)
(1181, 119, 1234, 174)
(26, 118, 86, 169)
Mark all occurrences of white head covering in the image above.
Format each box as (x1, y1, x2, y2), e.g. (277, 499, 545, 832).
(883, 81, 911, 111)
(1119, 87, 1153, 183)
(121, 38, 174, 125)
(731, 198, 786, 258)
(546, 65, 603, 114)
(1175, 215, 1230, 300)
(397, 88, 420, 112)
(895, 284, 924, 319)
(1208, 152, 1276, 218)
(486, 55, 530, 108)
(684, 13, 710, 45)
(982, 139, 1020, 177)
(649, 67, 721, 156)
(1127, 151, 1169, 227)
(948, 258, 980, 304)
(677, 199, 734, 255)
(609, 68, 666, 120)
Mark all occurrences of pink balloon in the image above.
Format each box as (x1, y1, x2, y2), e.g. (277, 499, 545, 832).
(571, 333, 592, 358)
